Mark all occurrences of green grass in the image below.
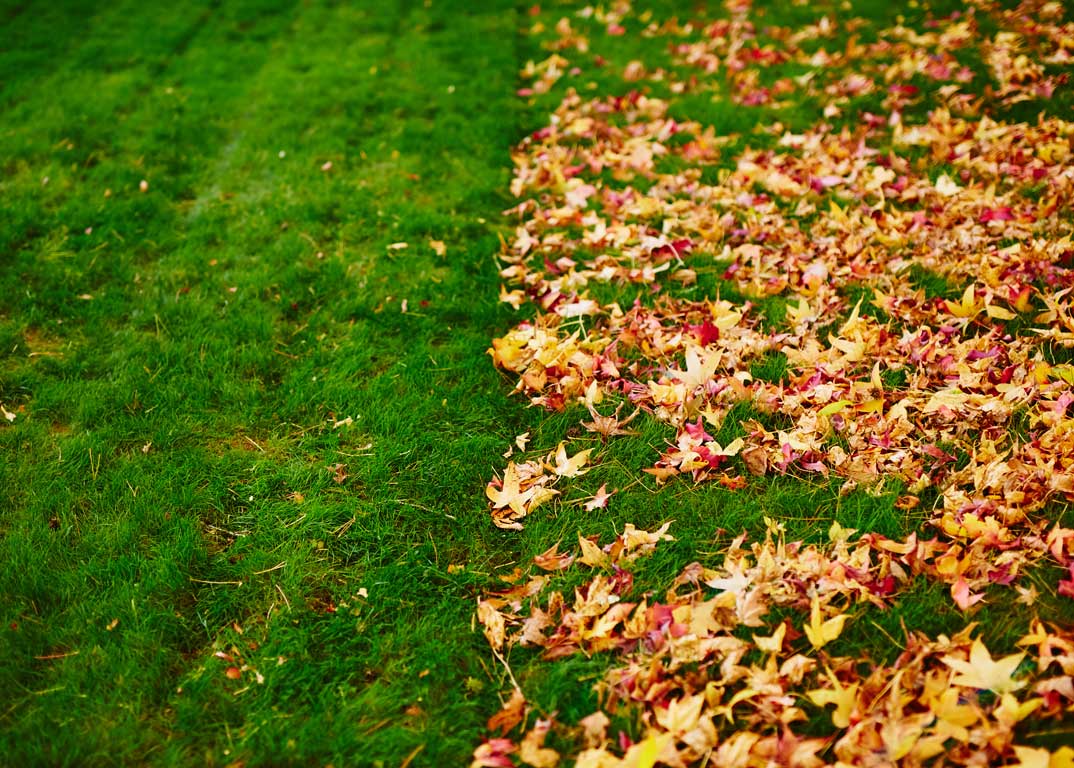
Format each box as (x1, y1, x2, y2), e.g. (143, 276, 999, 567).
(1, 1, 530, 764)
(2, 0, 1073, 765)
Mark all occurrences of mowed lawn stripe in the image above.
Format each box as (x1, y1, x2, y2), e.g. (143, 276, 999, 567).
(1, 0, 302, 259)
(0, 0, 213, 113)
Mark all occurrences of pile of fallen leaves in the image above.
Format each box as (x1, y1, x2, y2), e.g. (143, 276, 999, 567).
(479, 526, 1074, 764)
(476, 525, 1074, 767)
(478, 0, 1074, 764)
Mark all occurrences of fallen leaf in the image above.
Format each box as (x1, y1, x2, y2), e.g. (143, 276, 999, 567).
(941, 637, 1025, 694)
(487, 688, 527, 734)
(803, 594, 848, 650)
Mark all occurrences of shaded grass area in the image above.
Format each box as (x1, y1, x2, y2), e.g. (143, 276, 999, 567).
(2, 0, 1073, 765)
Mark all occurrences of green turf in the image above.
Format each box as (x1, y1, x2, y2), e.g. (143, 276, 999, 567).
(2, 1, 1072, 765)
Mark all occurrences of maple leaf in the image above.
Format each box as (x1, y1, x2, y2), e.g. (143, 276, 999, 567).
(803, 594, 848, 650)
(653, 693, 705, 736)
(927, 687, 979, 742)
(617, 522, 674, 559)
(471, 739, 517, 768)
(486, 462, 532, 517)
(582, 484, 614, 511)
(880, 711, 935, 762)
(477, 600, 507, 652)
(551, 442, 593, 477)
(752, 621, 788, 655)
(951, 578, 986, 611)
(578, 711, 610, 749)
(487, 688, 527, 734)
(671, 345, 722, 392)
(500, 285, 527, 310)
(620, 734, 673, 768)
(994, 692, 1044, 727)
(934, 173, 961, 196)
(577, 534, 610, 569)
(581, 403, 639, 440)
(806, 668, 859, 728)
(713, 731, 761, 767)
(1012, 746, 1074, 768)
(941, 637, 1026, 693)
(518, 719, 559, 768)
(944, 284, 982, 319)
(533, 543, 574, 571)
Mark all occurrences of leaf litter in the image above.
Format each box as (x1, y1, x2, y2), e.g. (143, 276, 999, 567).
(475, 522, 1074, 766)
(477, 0, 1074, 764)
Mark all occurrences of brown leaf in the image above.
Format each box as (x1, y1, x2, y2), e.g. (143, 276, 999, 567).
(487, 688, 527, 735)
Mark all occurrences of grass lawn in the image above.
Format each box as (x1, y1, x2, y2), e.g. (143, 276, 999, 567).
(2, 0, 1074, 766)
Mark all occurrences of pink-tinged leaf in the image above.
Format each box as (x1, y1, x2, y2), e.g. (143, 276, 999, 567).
(1058, 564, 1074, 599)
(952, 578, 985, 611)
(979, 206, 1015, 223)
(533, 543, 574, 571)
(583, 484, 614, 511)
(471, 738, 517, 768)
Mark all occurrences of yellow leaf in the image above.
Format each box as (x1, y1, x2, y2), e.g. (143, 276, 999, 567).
(944, 284, 981, 318)
(519, 720, 560, 768)
(709, 299, 744, 330)
(986, 303, 1017, 320)
(806, 669, 859, 728)
(1012, 746, 1052, 768)
(553, 442, 593, 478)
(625, 734, 672, 768)
(828, 199, 848, 225)
(829, 520, 857, 543)
(654, 693, 705, 735)
(500, 285, 526, 309)
(923, 387, 969, 414)
(928, 687, 978, 742)
(477, 600, 506, 651)
(803, 594, 848, 650)
(994, 692, 1043, 727)
(714, 732, 761, 768)
(673, 345, 721, 391)
(578, 534, 610, 569)
(828, 335, 865, 361)
(487, 463, 532, 516)
(941, 637, 1025, 694)
(786, 298, 816, 326)
(818, 399, 852, 417)
(840, 296, 864, 334)
(722, 688, 760, 723)
(753, 622, 787, 655)
(1053, 747, 1074, 768)
(1052, 365, 1074, 385)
